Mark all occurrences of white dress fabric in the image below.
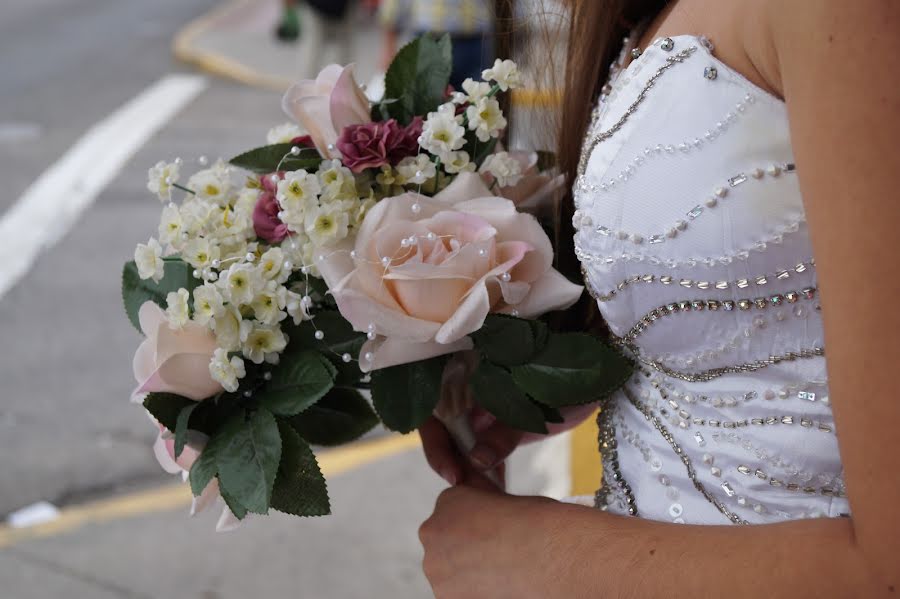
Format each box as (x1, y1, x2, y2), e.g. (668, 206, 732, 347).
(575, 34, 847, 525)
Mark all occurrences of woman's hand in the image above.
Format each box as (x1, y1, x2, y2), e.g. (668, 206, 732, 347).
(419, 484, 575, 599)
(419, 408, 525, 486)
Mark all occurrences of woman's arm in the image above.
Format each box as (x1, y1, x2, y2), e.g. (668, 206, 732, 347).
(419, 2, 900, 597)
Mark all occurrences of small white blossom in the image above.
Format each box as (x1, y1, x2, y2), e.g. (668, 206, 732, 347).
(179, 198, 215, 238)
(242, 323, 288, 365)
(187, 159, 231, 206)
(396, 154, 437, 185)
(211, 305, 251, 352)
(251, 282, 288, 325)
(461, 78, 492, 103)
(466, 97, 507, 143)
(220, 263, 260, 306)
(317, 159, 357, 200)
(182, 237, 219, 269)
(134, 238, 165, 282)
(192, 283, 225, 326)
(209, 348, 246, 393)
(277, 170, 321, 214)
(285, 290, 312, 324)
(165, 288, 190, 329)
(258, 247, 287, 281)
(482, 59, 522, 92)
(480, 151, 523, 188)
(158, 203, 183, 246)
(351, 197, 376, 228)
(442, 150, 475, 174)
(147, 161, 180, 201)
(266, 122, 305, 145)
(305, 204, 350, 247)
(420, 104, 465, 158)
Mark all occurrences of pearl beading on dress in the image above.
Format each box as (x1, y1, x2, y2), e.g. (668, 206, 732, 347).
(574, 163, 795, 246)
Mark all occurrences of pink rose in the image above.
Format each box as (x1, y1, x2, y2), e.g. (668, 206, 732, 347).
(253, 172, 289, 243)
(315, 173, 583, 371)
(131, 301, 221, 402)
(336, 117, 424, 173)
(282, 64, 371, 159)
(152, 424, 240, 531)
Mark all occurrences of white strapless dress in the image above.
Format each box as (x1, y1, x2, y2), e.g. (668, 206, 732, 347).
(575, 34, 847, 524)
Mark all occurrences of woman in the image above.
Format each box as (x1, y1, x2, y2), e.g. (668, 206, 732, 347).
(417, 0, 900, 596)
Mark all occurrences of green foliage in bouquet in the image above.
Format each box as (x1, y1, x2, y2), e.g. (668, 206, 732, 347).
(370, 314, 634, 435)
(381, 34, 452, 125)
(124, 260, 378, 519)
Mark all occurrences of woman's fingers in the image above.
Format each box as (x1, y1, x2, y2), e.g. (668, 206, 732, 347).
(419, 416, 464, 486)
(467, 419, 525, 471)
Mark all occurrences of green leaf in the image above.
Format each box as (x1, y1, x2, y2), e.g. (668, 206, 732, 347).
(271, 422, 330, 517)
(383, 34, 452, 124)
(257, 351, 336, 416)
(288, 387, 379, 446)
(471, 362, 547, 434)
(143, 392, 195, 432)
(228, 143, 322, 174)
(534, 401, 564, 424)
(122, 258, 199, 333)
(173, 403, 199, 458)
(215, 408, 282, 514)
(284, 311, 367, 386)
(370, 356, 445, 433)
(529, 320, 550, 353)
(471, 314, 536, 366)
(510, 334, 634, 408)
(188, 442, 218, 497)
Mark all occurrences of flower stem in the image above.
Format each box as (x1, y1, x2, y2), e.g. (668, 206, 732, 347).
(172, 183, 196, 195)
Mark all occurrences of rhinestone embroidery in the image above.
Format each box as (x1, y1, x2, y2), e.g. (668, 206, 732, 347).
(582, 260, 815, 302)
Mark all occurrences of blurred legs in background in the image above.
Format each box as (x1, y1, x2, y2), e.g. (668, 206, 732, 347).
(297, 0, 355, 77)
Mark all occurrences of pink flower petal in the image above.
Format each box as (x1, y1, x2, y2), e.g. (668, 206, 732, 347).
(502, 268, 583, 319)
(434, 283, 491, 344)
(190, 478, 220, 516)
(153, 433, 181, 474)
(329, 64, 372, 132)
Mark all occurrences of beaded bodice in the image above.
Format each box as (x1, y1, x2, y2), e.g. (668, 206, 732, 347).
(575, 34, 846, 524)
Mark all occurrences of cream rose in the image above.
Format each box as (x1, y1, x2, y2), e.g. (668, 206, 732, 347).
(131, 301, 222, 402)
(315, 173, 583, 371)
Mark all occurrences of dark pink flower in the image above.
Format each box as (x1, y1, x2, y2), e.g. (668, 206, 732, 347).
(253, 172, 289, 243)
(336, 118, 423, 173)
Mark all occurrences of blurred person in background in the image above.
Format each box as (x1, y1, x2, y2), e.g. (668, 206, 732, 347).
(379, 0, 494, 89)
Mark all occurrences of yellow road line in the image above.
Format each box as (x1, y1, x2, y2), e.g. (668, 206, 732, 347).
(172, 0, 295, 92)
(0, 433, 421, 550)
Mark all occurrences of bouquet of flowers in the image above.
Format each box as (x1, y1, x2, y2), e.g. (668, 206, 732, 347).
(122, 34, 632, 531)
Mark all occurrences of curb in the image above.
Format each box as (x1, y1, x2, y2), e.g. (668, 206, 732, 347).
(172, 0, 295, 92)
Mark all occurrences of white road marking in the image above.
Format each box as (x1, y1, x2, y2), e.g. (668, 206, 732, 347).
(0, 74, 208, 299)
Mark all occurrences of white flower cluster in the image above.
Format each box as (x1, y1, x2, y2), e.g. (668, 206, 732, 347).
(479, 151, 523, 188)
(135, 157, 319, 393)
(417, 59, 521, 178)
(275, 159, 372, 251)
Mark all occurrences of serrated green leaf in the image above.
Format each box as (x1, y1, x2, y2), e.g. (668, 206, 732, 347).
(174, 403, 199, 458)
(215, 408, 282, 515)
(288, 387, 379, 446)
(143, 392, 195, 431)
(122, 259, 199, 333)
(271, 422, 330, 517)
(472, 362, 547, 434)
(471, 314, 535, 366)
(383, 34, 452, 124)
(189, 442, 218, 497)
(529, 319, 550, 353)
(257, 351, 336, 416)
(370, 357, 445, 433)
(510, 334, 634, 408)
(228, 143, 322, 174)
